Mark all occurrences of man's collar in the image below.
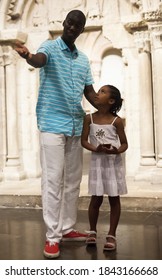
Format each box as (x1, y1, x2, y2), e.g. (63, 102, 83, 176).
(58, 37, 78, 54)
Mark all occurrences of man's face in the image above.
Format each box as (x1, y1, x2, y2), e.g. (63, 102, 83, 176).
(62, 13, 85, 43)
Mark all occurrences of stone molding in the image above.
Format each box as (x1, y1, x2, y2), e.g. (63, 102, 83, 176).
(134, 30, 151, 52)
(6, 0, 25, 21)
(0, 30, 27, 44)
(148, 25, 162, 49)
(143, 10, 162, 22)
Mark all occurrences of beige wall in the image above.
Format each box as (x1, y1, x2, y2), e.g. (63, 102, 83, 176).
(0, 0, 162, 184)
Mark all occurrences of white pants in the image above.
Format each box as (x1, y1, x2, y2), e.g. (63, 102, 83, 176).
(40, 132, 83, 243)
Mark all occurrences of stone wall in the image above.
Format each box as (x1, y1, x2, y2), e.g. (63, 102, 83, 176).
(0, 0, 162, 185)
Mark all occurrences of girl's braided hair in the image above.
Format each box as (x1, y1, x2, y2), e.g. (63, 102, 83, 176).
(107, 85, 123, 115)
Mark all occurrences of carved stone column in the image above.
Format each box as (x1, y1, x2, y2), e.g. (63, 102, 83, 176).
(0, 46, 6, 181)
(150, 25, 162, 167)
(134, 31, 155, 166)
(0, 30, 27, 180)
(2, 46, 26, 180)
(27, 66, 41, 177)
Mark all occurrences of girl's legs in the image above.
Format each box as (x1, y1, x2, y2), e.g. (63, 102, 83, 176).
(86, 195, 103, 244)
(88, 195, 103, 232)
(106, 195, 121, 247)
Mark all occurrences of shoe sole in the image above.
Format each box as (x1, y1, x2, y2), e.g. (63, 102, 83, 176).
(103, 245, 116, 251)
(62, 237, 87, 241)
(86, 240, 96, 245)
(43, 250, 60, 258)
(86, 242, 96, 246)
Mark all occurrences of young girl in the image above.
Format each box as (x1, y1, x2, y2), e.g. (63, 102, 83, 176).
(81, 84, 128, 251)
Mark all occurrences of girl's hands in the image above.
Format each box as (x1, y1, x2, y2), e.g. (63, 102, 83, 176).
(96, 144, 104, 152)
(96, 144, 119, 154)
(103, 145, 119, 154)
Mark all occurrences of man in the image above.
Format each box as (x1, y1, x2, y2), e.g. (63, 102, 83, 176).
(15, 10, 96, 258)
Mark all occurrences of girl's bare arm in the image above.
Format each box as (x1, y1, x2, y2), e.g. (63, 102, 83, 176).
(115, 117, 128, 153)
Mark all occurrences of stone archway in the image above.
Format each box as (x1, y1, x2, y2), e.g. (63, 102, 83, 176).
(0, 0, 162, 184)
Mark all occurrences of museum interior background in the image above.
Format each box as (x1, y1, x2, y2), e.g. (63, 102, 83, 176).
(1, 0, 162, 196)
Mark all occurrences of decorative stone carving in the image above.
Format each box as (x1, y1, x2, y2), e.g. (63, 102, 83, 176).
(48, 0, 103, 32)
(32, 0, 48, 28)
(0, 40, 27, 176)
(130, 0, 142, 10)
(85, 0, 103, 27)
(149, 25, 162, 49)
(124, 18, 147, 34)
(7, 0, 24, 21)
(48, 0, 86, 31)
(143, 10, 162, 21)
(1, 46, 26, 180)
(134, 30, 150, 52)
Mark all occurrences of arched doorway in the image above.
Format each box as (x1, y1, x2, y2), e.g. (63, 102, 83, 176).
(99, 49, 125, 119)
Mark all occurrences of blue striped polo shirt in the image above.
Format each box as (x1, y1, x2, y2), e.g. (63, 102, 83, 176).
(36, 37, 94, 136)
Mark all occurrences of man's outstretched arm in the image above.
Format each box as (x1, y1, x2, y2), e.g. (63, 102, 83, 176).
(14, 41, 46, 68)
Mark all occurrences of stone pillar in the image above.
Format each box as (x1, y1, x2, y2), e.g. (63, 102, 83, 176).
(135, 31, 155, 166)
(0, 46, 6, 181)
(27, 66, 41, 177)
(150, 26, 162, 167)
(3, 46, 25, 180)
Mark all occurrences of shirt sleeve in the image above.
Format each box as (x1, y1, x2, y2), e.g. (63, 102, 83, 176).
(36, 40, 52, 64)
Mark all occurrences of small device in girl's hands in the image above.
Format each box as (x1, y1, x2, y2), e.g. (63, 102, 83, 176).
(102, 144, 111, 149)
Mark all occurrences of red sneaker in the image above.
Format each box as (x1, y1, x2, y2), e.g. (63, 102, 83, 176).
(43, 241, 60, 258)
(62, 230, 88, 241)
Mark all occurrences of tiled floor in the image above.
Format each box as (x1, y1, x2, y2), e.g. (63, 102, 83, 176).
(0, 208, 162, 260)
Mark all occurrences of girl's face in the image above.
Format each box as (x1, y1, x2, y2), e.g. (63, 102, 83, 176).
(94, 86, 114, 106)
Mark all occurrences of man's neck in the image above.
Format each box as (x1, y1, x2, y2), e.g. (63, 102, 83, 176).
(61, 36, 75, 51)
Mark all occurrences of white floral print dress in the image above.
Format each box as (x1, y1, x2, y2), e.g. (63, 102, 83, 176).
(88, 114, 127, 196)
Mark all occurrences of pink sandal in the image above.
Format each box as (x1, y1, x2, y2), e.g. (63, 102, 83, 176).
(86, 231, 97, 245)
(103, 235, 116, 251)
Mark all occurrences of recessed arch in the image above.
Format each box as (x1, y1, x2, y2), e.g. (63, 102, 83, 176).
(99, 49, 124, 91)
(99, 48, 125, 118)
